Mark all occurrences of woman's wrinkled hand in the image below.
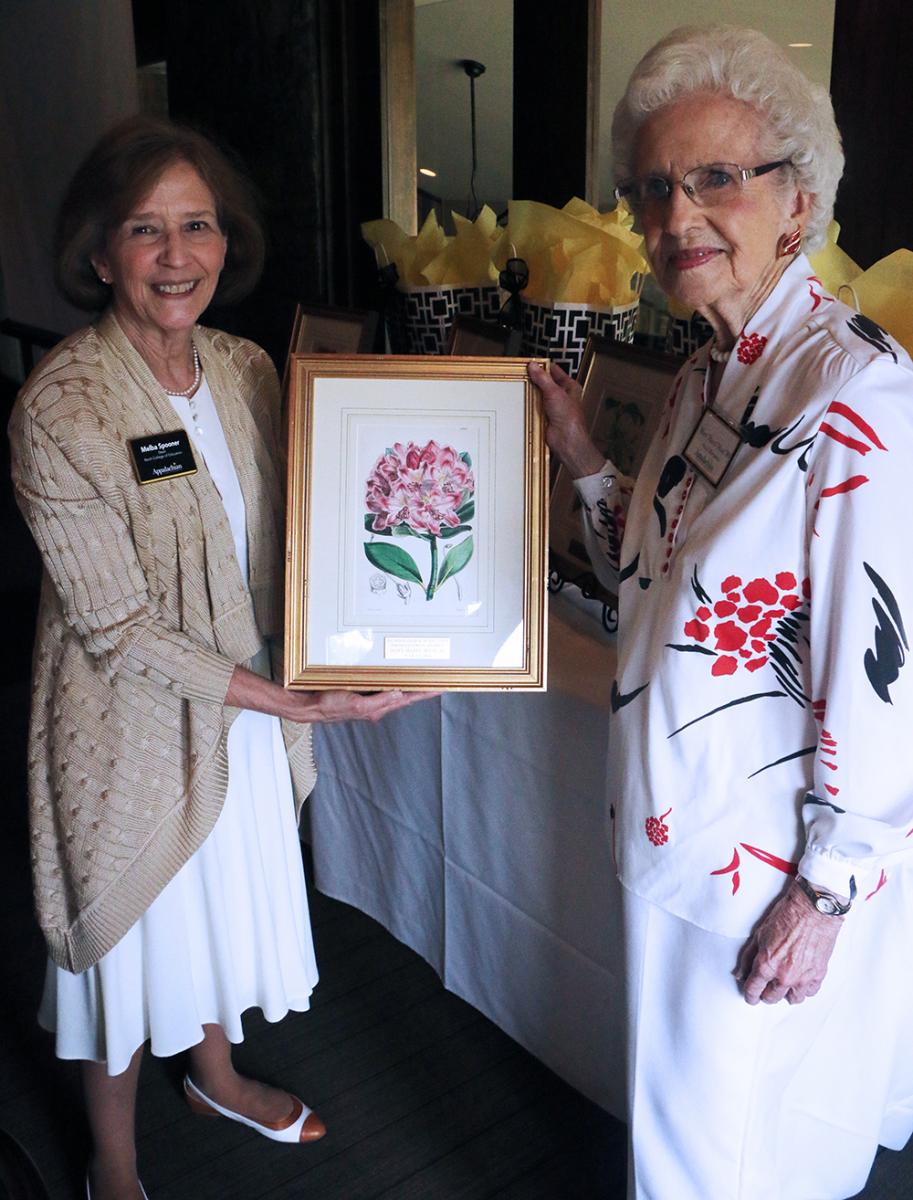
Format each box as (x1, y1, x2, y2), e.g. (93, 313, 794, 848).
(527, 360, 606, 479)
(735, 880, 844, 1006)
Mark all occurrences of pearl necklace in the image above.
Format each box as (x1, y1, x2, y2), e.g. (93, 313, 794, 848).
(164, 345, 201, 397)
(708, 343, 733, 363)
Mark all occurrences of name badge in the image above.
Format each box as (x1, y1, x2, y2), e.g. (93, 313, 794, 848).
(683, 407, 742, 487)
(128, 429, 198, 484)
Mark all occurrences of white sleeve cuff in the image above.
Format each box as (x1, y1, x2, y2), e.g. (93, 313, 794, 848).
(573, 459, 617, 509)
(797, 846, 874, 898)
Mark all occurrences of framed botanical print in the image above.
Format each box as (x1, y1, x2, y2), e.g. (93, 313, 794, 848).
(286, 355, 549, 690)
(549, 338, 680, 600)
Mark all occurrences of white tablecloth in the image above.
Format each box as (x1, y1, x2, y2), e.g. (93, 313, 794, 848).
(309, 589, 625, 1117)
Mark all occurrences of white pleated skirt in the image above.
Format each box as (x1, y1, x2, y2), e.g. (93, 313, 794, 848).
(38, 709, 319, 1077)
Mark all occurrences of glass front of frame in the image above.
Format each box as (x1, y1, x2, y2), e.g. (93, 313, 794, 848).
(286, 356, 548, 689)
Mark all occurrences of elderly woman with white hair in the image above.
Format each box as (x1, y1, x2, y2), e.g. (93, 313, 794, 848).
(531, 25, 913, 1200)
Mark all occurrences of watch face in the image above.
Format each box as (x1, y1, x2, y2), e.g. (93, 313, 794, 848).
(815, 895, 840, 915)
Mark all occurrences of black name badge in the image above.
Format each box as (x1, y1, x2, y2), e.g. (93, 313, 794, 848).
(128, 429, 198, 485)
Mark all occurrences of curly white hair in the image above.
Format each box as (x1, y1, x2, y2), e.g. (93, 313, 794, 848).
(611, 26, 844, 251)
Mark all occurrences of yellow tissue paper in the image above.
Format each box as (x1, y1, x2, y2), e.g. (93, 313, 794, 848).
(847, 249, 913, 358)
(360, 212, 446, 285)
(421, 206, 500, 286)
(361, 208, 500, 288)
(504, 198, 647, 306)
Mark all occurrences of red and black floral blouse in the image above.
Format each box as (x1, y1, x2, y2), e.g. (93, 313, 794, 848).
(575, 254, 913, 936)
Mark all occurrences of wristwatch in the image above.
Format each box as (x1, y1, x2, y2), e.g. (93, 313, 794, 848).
(795, 875, 852, 916)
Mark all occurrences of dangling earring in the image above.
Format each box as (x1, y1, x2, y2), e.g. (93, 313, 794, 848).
(777, 228, 802, 258)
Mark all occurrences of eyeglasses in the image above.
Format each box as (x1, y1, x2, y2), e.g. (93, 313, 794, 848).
(614, 161, 790, 212)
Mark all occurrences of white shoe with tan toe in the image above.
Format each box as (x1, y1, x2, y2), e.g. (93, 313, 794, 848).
(183, 1075, 326, 1144)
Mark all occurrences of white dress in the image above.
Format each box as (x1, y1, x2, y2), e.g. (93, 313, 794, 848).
(38, 376, 319, 1077)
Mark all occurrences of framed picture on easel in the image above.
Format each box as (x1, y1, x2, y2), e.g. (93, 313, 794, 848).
(286, 303, 378, 362)
(549, 337, 679, 601)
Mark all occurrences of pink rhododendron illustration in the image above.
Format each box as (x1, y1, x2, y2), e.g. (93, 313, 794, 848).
(364, 439, 475, 600)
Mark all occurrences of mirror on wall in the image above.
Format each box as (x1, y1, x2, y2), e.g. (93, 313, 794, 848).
(598, 1, 835, 198)
(411, 0, 835, 225)
(415, 0, 513, 230)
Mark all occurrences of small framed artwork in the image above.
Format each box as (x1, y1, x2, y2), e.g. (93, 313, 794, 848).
(549, 338, 680, 599)
(446, 316, 513, 357)
(286, 355, 549, 690)
(287, 303, 379, 360)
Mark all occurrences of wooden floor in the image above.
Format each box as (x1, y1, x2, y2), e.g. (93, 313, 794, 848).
(0, 673, 623, 1199)
(2, 403, 913, 1199)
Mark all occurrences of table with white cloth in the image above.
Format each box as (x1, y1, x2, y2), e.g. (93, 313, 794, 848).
(308, 589, 626, 1118)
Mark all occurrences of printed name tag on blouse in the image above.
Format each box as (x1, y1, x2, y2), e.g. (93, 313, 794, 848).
(128, 430, 198, 485)
(683, 408, 742, 487)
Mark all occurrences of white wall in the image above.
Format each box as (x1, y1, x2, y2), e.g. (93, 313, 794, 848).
(415, 0, 835, 218)
(0, 0, 139, 334)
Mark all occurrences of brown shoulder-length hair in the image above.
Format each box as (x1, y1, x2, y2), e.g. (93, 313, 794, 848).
(55, 115, 265, 311)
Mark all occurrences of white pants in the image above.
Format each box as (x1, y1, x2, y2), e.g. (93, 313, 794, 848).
(623, 878, 913, 1200)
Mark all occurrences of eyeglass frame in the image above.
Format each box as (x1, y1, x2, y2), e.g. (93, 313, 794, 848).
(614, 160, 791, 211)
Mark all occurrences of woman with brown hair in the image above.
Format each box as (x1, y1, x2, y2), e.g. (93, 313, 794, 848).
(10, 116, 423, 1200)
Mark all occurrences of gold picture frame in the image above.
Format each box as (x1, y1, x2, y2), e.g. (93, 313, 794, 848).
(286, 355, 549, 690)
(549, 337, 680, 601)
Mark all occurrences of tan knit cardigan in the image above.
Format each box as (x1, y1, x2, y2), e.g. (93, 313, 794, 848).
(9, 312, 316, 974)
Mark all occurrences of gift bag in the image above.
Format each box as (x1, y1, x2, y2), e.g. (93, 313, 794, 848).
(522, 299, 639, 378)
(397, 283, 503, 355)
(665, 311, 714, 358)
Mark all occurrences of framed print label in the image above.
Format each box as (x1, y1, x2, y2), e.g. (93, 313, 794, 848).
(385, 636, 451, 660)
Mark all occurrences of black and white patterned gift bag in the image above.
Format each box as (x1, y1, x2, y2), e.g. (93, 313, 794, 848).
(521, 300, 639, 378)
(665, 312, 714, 358)
(398, 284, 502, 355)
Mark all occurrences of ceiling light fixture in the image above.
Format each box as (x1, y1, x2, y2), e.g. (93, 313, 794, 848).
(419, 167, 438, 178)
(788, 42, 813, 47)
(459, 58, 486, 220)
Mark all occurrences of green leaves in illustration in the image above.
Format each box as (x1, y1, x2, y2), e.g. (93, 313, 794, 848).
(436, 536, 473, 588)
(364, 541, 423, 584)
